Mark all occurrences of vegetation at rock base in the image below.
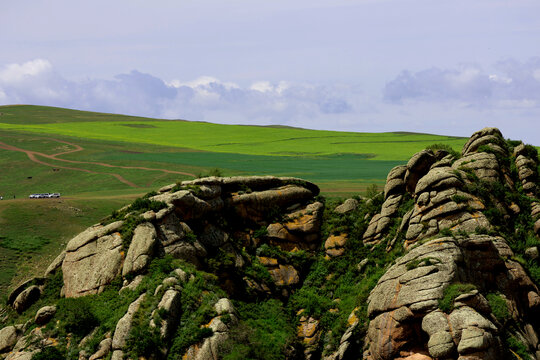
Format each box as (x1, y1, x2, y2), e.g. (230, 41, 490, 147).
(220, 300, 296, 360)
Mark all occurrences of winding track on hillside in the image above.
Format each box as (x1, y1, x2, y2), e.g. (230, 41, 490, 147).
(0, 138, 196, 188)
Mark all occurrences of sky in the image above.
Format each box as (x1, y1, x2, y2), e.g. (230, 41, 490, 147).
(1, 0, 540, 144)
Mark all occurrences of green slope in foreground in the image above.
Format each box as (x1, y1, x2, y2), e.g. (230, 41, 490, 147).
(0, 105, 466, 161)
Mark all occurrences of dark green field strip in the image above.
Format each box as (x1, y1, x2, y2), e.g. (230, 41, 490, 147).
(100, 151, 405, 182)
(0, 105, 163, 124)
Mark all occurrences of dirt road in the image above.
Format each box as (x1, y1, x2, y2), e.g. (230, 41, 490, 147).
(0, 138, 196, 188)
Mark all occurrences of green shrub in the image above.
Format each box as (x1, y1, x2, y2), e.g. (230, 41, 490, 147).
(31, 346, 65, 360)
(253, 227, 268, 239)
(130, 197, 167, 213)
(439, 283, 476, 313)
(505, 335, 530, 359)
(126, 325, 162, 358)
(425, 143, 461, 159)
(451, 194, 468, 203)
(120, 215, 145, 249)
(220, 299, 295, 360)
(439, 228, 453, 237)
(406, 257, 440, 271)
(197, 168, 223, 178)
(56, 297, 98, 337)
(486, 293, 509, 323)
(365, 183, 380, 199)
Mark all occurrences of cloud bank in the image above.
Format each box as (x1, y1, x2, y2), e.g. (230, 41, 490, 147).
(384, 58, 540, 109)
(0, 59, 354, 127)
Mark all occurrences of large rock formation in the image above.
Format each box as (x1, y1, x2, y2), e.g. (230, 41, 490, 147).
(2, 129, 539, 360)
(358, 128, 540, 360)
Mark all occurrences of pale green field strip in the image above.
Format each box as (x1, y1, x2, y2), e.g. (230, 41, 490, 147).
(0, 121, 466, 161)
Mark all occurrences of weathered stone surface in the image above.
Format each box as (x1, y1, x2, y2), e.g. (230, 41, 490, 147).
(7, 278, 45, 307)
(453, 152, 500, 183)
(215, 298, 235, 316)
(228, 185, 314, 222)
(457, 327, 491, 354)
(153, 289, 181, 339)
(63, 232, 123, 298)
(182, 298, 238, 360)
(122, 222, 157, 277)
(199, 224, 229, 248)
(0, 326, 19, 353)
(334, 198, 359, 214)
(380, 194, 402, 218)
(368, 237, 460, 316)
(297, 315, 321, 357)
(13, 285, 41, 313)
(325, 234, 348, 255)
(112, 294, 146, 350)
(34, 305, 56, 325)
(384, 165, 407, 199)
(266, 202, 323, 249)
(462, 127, 505, 156)
(152, 190, 213, 220)
(156, 212, 191, 245)
(182, 176, 320, 196)
(284, 202, 324, 233)
(415, 167, 462, 195)
(44, 250, 65, 277)
(66, 221, 123, 253)
(404, 150, 437, 193)
(89, 338, 112, 360)
(427, 331, 454, 358)
(269, 265, 300, 286)
(325, 235, 347, 249)
(4, 352, 35, 360)
(525, 246, 539, 260)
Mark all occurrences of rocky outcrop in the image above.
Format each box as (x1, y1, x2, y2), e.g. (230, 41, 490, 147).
(335, 198, 360, 214)
(56, 176, 320, 300)
(122, 222, 157, 277)
(325, 234, 348, 258)
(111, 293, 146, 358)
(182, 298, 238, 360)
(34, 306, 56, 325)
(361, 128, 540, 360)
(365, 235, 539, 359)
(267, 201, 324, 251)
(297, 312, 321, 359)
(12, 285, 41, 313)
(62, 230, 124, 298)
(0, 326, 20, 353)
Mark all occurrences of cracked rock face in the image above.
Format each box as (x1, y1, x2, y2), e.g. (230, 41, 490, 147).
(365, 235, 538, 360)
(361, 128, 540, 360)
(59, 176, 321, 299)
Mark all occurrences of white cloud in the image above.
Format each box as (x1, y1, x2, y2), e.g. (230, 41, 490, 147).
(533, 69, 540, 82)
(0, 59, 52, 84)
(384, 57, 540, 108)
(0, 59, 353, 125)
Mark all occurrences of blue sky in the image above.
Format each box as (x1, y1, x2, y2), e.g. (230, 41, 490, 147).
(1, 0, 540, 143)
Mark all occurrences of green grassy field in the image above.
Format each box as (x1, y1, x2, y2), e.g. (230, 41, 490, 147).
(0, 104, 469, 298)
(0, 105, 466, 160)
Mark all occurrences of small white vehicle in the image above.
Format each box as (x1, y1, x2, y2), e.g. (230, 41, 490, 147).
(29, 193, 61, 198)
